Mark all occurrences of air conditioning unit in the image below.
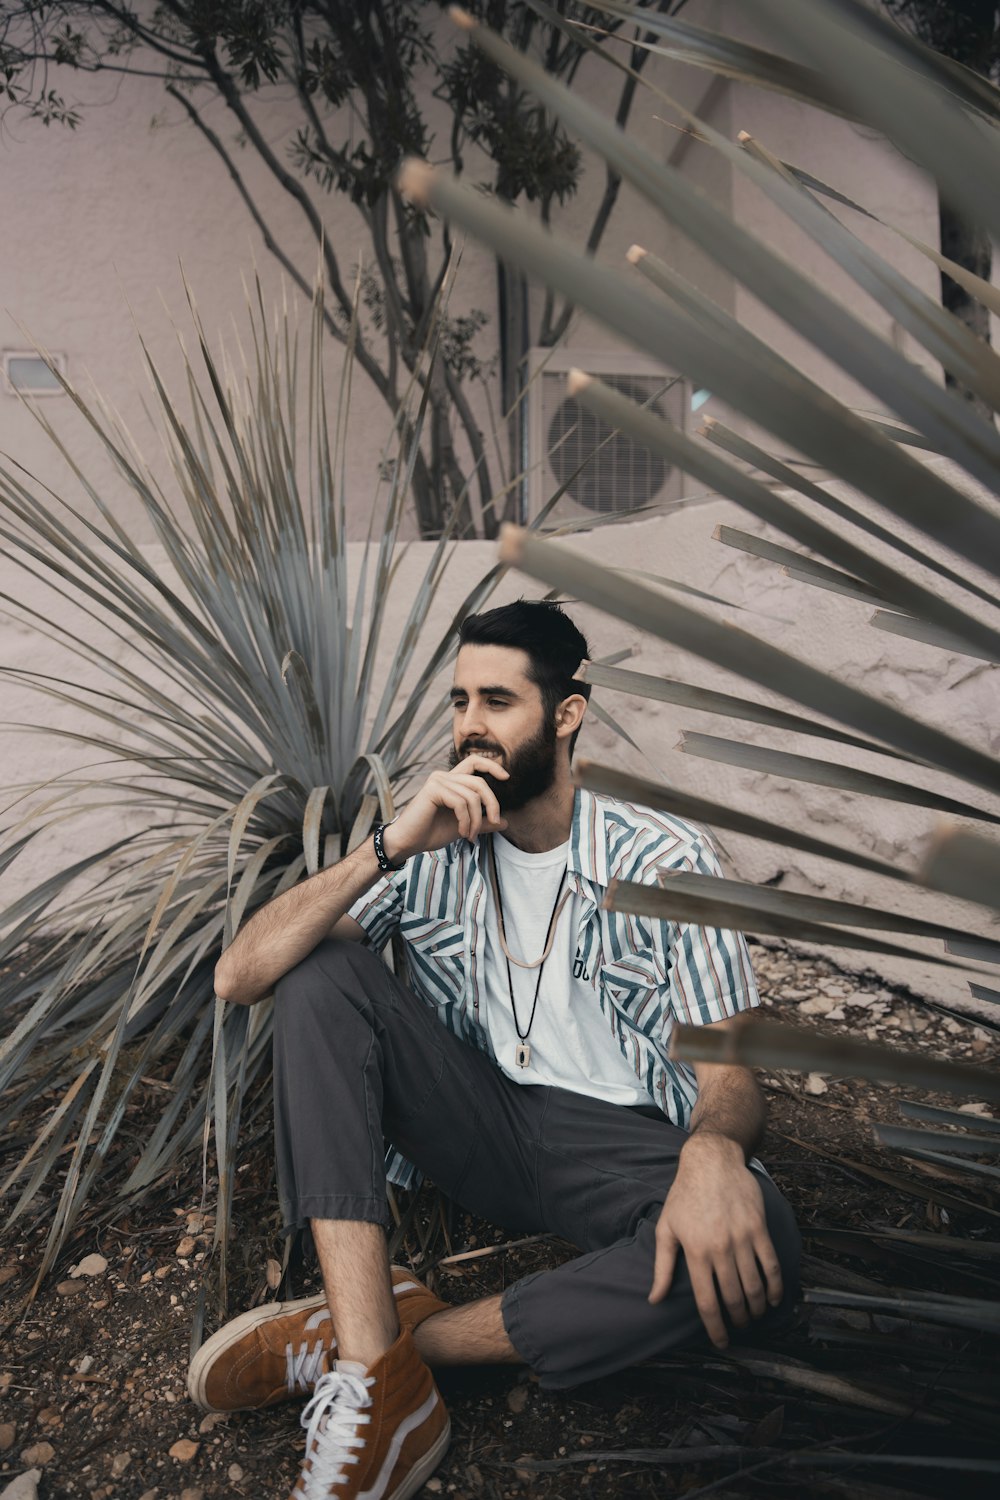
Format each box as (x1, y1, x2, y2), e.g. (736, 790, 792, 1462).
(524, 348, 689, 523)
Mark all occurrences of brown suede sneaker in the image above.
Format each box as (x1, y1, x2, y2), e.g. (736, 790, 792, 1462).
(290, 1329, 449, 1500)
(187, 1266, 449, 1413)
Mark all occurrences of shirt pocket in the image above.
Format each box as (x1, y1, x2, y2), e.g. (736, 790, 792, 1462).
(597, 957, 666, 1060)
(399, 915, 467, 996)
(598, 955, 659, 1009)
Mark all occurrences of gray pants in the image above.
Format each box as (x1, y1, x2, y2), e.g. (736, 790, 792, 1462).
(273, 939, 801, 1389)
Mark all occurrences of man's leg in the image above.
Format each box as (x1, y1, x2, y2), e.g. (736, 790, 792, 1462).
(272, 939, 548, 1367)
(493, 1088, 801, 1389)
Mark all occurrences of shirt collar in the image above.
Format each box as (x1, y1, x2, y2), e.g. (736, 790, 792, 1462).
(467, 786, 608, 891)
(569, 786, 610, 890)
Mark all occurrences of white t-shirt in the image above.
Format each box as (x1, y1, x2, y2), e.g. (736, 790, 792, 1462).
(481, 833, 651, 1106)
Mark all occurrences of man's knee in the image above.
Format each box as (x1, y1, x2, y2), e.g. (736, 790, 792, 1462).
(274, 937, 385, 1014)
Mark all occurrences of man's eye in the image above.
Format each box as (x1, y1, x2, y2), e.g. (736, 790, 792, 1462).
(488, 700, 507, 709)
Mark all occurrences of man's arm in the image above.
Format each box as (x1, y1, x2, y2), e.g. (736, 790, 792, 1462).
(214, 836, 393, 1006)
(649, 1018, 783, 1348)
(214, 752, 509, 1006)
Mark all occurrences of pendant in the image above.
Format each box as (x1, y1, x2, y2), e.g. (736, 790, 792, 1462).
(515, 1042, 531, 1069)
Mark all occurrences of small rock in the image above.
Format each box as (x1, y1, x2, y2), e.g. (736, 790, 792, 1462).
(0, 1374, 12, 1397)
(180, 1490, 204, 1500)
(36, 1409, 61, 1429)
(506, 1383, 529, 1414)
(155, 1265, 172, 1279)
(70, 1254, 108, 1279)
(780, 987, 812, 1001)
(198, 1412, 227, 1434)
(424, 1482, 443, 1495)
(75, 1356, 94, 1376)
(0, 1471, 42, 1500)
(138, 1491, 158, 1500)
(227, 1464, 244, 1482)
(797, 996, 839, 1016)
(169, 1438, 200, 1463)
(0, 1269, 17, 1287)
(825, 1006, 846, 1021)
(266, 1258, 282, 1290)
(0, 1423, 16, 1451)
(111, 1453, 131, 1478)
(843, 992, 873, 1008)
(805, 1073, 829, 1096)
(56, 1280, 88, 1297)
(958, 1101, 995, 1119)
(175, 1236, 197, 1259)
(19, 1444, 54, 1467)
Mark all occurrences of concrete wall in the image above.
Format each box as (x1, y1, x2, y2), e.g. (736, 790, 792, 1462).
(2, 3, 997, 1010)
(2, 1, 951, 542)
(3, 459, 997, 1015)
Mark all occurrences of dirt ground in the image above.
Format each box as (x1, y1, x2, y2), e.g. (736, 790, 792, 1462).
(2, 943, 999, 1500)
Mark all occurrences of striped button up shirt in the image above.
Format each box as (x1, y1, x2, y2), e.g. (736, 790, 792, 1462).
(349, 789, 760, 1185)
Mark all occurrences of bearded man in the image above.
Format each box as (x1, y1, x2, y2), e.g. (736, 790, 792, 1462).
(195, 600, 801, 1500)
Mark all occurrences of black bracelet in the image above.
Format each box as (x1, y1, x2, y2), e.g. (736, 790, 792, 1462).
(373, 820, 404, 873)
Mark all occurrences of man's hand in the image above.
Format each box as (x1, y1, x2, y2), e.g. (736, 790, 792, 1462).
(649, 1133, 783, 1349)
(384, 755, 509, 862)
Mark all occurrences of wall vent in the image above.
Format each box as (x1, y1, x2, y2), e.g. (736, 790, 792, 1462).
(525, 348, 688, 523)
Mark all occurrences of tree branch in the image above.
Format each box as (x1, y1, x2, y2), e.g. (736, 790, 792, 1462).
(539, 4, 670, 347)
(164, 83, 345, 351)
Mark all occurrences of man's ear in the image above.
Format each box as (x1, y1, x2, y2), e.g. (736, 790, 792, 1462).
(555, 692, 588, 740)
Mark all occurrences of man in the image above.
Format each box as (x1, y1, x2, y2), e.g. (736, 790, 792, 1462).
(196, 600, 801, 1500)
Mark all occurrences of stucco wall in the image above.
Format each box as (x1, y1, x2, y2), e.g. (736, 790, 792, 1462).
(2, 4, 997, 1014)
(3, 458, 996, 1016)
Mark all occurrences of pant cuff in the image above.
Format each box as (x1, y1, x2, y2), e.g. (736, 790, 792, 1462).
(281, 1193, 391, 1235)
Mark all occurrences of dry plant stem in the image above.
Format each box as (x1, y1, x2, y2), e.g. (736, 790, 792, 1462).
(312, 1219, 398, 1368)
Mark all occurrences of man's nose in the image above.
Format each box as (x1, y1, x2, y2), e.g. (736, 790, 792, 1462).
(458, 701, 487, 739)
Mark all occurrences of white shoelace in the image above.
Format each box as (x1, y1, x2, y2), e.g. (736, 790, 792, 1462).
(293, 1365, 374, 1499)
(285, 1337, 329, 1395)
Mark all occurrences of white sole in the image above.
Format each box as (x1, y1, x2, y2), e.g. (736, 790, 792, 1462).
(186, 1292, 328, 1410)
(388, 1417, 452, 1500)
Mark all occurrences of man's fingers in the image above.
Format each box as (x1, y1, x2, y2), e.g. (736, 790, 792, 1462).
(688, 1260, 728, 1350)
(754, 1231, 785, 1308)
(735, 1244, 768, 1321)
(454, 754, 510, 779)
(715, 1258, 750, 1329)
(440, 787, 475, 840)
(443, 773, 506, 832)
(648, 1227, 678, 1304)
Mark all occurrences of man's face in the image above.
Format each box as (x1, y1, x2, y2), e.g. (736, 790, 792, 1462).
(448, 644, 558, 812)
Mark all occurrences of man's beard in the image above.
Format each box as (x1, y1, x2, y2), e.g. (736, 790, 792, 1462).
(449, 716, 558, 813)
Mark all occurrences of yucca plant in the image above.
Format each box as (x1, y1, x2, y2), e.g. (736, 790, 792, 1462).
(0, 269, 530, 1293)
(391, 0, 1000, 1464)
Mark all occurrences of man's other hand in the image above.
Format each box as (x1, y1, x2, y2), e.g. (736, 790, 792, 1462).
(648, 1132, 783, 1349)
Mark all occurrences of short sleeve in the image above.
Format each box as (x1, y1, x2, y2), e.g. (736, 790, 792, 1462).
(347, 871, 405, 950)
(660, 835, 760, 1027)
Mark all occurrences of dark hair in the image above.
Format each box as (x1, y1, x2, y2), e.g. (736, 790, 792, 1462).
(458, 599, 593, 755)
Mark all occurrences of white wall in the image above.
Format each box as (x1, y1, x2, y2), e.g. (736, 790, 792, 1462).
(2, 3, 997, 1013)
(2, 460, 996, 1016)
